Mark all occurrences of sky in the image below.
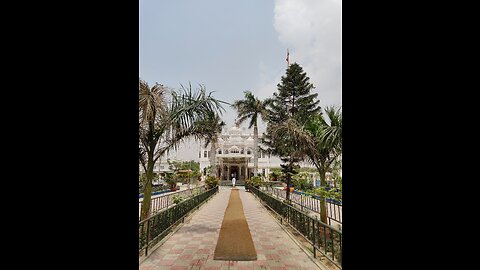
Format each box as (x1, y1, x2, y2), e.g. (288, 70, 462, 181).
(140, 0, 341, 161)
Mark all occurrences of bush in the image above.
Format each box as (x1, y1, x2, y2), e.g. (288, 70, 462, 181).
(165, 177, 178, 190)
(313, 186, 342, 201)
(292, 172, 314, 191)
(247, 176, 262, 188)
(172, 194, 184, 204)
(205, 175, 218, 189)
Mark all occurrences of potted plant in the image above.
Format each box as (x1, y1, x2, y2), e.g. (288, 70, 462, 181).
(165, 177, 178, 191)
(247, 176, 262, 191)
(205, 175, 218, 189)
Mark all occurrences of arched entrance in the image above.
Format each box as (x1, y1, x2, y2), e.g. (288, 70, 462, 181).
(230, 165, 239, 180)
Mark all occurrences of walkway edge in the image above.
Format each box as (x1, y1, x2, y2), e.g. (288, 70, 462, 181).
(247, 191, 332, 270)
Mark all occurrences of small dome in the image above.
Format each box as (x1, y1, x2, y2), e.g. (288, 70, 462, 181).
(229, 136, 243, 143)
(228, 126, 242, 135)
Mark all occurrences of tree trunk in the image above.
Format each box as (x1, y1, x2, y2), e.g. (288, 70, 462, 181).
(210, 141, 216, 177)
(285, 162, 292, 202)
(253, 123, 258, 177)
(140, 158, 155, 221)
(286, 174, 291, 202)
(318, 168, 328, 224)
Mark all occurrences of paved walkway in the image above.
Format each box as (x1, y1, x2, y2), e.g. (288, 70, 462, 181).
(140, 187, 320, 270)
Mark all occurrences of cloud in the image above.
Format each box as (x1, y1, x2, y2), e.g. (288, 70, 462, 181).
(257, 0, 342, 108)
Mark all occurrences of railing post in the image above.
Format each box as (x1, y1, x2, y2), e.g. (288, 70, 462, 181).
(312, 217, 316, 258)
(331, 228, 335, 261)
(323, 223, 327, 254)
(145, 218, 150, 256)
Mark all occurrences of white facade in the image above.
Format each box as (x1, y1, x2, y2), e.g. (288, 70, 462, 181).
(198, 125, 283, 181)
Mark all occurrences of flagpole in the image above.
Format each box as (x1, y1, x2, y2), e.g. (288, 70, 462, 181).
(286, 48, 290, 67)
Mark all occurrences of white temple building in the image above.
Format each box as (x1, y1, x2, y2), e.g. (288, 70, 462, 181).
(198, 125, 282, 182)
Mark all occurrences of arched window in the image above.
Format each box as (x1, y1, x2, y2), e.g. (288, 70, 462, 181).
(218, 149, 222, 154)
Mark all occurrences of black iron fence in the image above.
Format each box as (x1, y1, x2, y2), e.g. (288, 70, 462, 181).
(264, 186, 342, 226)
(139, 186, 206, 220)
(138, 186, 218, 257)
(250, 186, 342, 268)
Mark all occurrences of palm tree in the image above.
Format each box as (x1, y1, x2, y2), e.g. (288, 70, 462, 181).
(264, 117, 314, 201)
(192, 111, 225, 178)
(203, 113, 225, 178)
(232, 91, 267, 177)
(304, 106, 342, 223)
(265, 106, 341, 223)
(139, 79, 225, 221)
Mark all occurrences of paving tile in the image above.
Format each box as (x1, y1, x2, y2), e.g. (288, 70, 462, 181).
(169, 266, 188, 270)
(158, 259, 175, 266)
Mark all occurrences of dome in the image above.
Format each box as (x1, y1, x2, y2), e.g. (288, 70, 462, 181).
(229, 136, 243, 144)
(228, 126, 242, 135)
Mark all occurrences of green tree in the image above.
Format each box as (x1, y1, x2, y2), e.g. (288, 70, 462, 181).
(304, 106, 342, 223)
(139, 79, 224, 221)
(265, 106, 342, 224)
(268, 168, 282, 181)
(263, 63, 321, 201)
(169, 160, 201, 188)
(292, 171, 314, 191)
(200, 112, 225, 178)
(232, 91, 268, 177)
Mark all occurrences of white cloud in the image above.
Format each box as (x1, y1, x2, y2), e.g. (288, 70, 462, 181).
(257, 0, 342, 108)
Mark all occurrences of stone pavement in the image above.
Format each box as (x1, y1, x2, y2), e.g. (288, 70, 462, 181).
(140, 186, 320, 270)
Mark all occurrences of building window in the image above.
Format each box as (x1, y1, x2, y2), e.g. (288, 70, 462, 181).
(218, 149, 222, 154)
(224, 149, 229, 154)
(208, 151, 210, 158)
(247, 149, 251, 155)
(241, 149, 244, 154)
(204, 151, 207, 158)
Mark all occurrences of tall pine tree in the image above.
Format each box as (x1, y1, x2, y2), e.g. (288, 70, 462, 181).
(263, 63, 321, 201)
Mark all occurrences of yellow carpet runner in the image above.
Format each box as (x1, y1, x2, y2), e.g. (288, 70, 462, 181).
(213, 188, 257, 261)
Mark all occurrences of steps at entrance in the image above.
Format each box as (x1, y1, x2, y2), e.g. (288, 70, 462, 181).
(219, 180, 245, 186)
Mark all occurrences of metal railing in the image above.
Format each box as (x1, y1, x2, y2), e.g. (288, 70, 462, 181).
(264, 186, 342, 226)
(139, 186, 206, 219)
(250, 186, 342, 268)
(139, 186, 218, 257)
